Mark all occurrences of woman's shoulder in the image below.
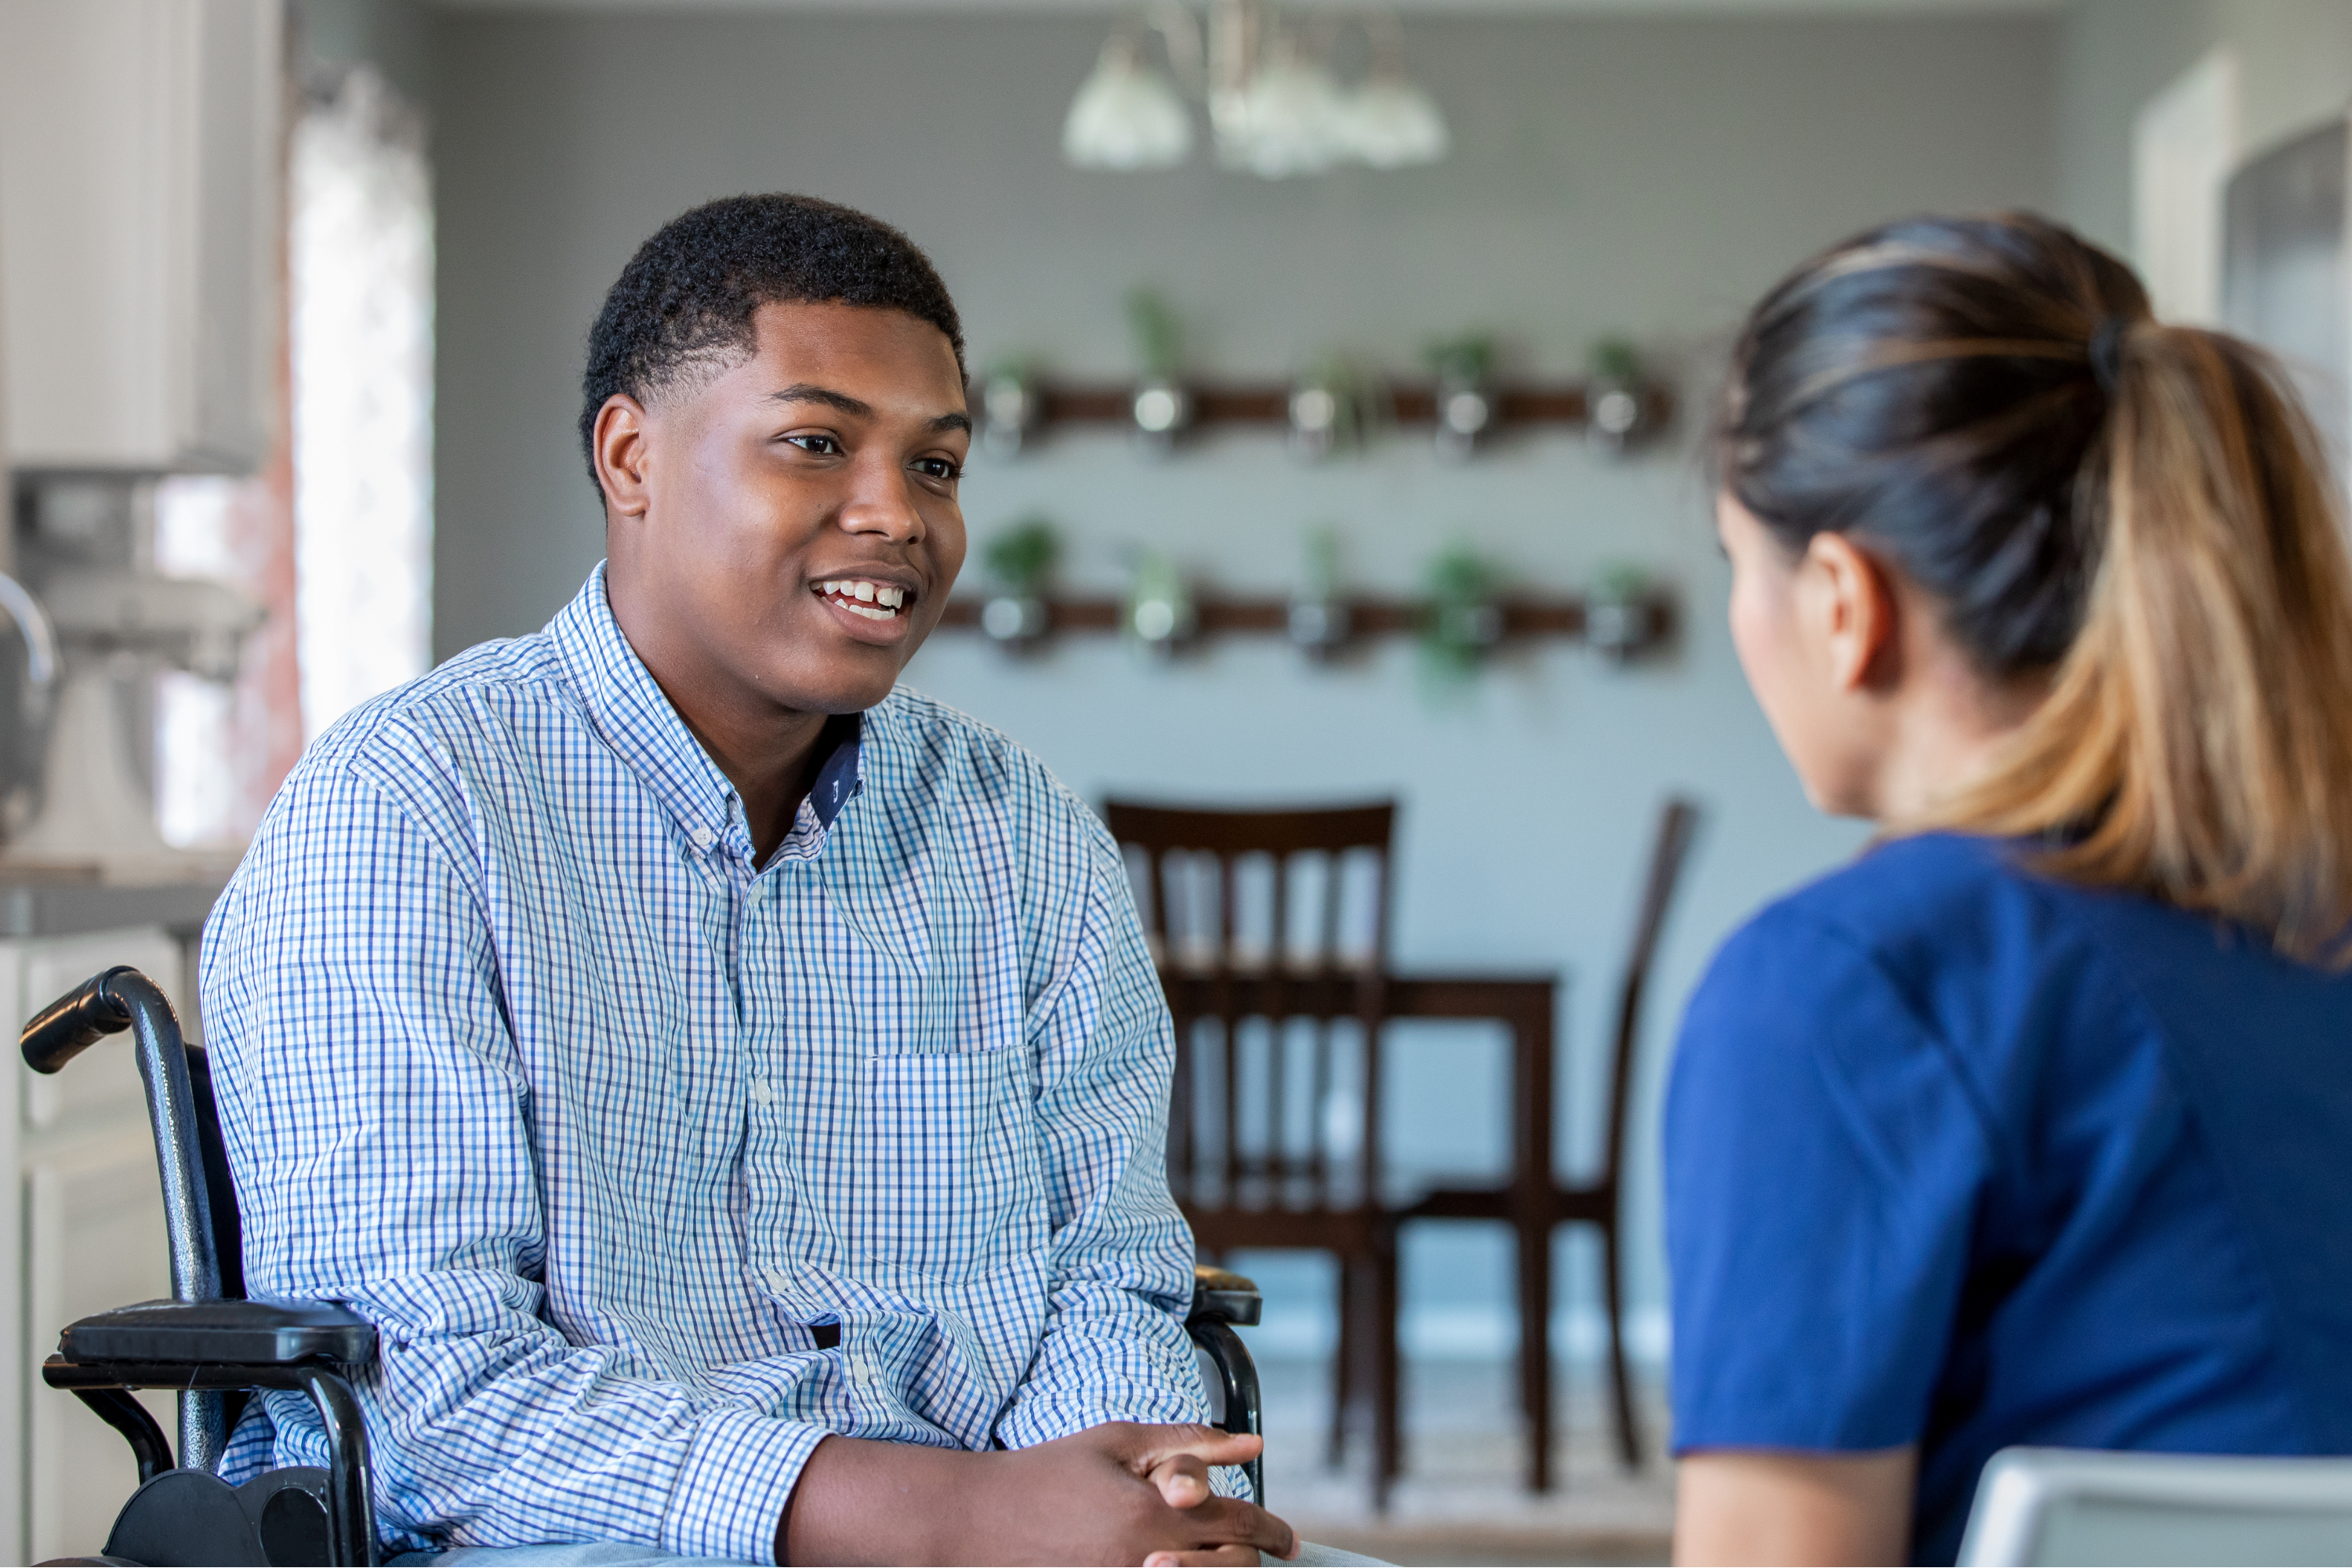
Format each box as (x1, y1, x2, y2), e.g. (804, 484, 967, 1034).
(1721, 831, 2078, 993)
(1682, 832, 2142, 1106)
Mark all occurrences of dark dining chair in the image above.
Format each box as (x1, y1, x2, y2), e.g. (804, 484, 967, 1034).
(1411, 794, 1700, 1473)
(1567, 794, 1699, 1467)
(1102, 797, 1407, 1507)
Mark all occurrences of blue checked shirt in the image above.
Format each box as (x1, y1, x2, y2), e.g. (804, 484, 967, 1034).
(201, 565, 1214, 1561)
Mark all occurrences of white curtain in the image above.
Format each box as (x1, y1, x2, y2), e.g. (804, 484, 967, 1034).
(155, 64, 434, 848)
(289, 64, 434, 741)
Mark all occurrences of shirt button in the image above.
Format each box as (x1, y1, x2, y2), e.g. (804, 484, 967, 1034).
(690, 826, 717, 849)
(760, 1267, 789, 1295)
(749, 1079, 775, 1108)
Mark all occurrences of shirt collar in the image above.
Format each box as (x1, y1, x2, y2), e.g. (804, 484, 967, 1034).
(550, 563, 866, 849)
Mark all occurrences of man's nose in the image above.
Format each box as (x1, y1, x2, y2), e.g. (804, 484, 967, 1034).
(837, 457, 925, 543)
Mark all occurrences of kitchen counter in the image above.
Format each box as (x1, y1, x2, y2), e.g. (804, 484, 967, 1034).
(0, 874, 230, 939)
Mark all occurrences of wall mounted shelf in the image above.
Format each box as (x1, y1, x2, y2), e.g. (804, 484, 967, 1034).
(1011, 378, 1674, 434)
(935, 590, 1676, 660)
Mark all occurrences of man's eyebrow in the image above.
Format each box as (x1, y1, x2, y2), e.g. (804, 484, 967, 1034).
(767, 384, 971, 436)
(765, 383, 873, 417)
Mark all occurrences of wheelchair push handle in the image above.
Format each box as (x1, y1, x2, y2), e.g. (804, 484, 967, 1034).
(18, 965, 230, 1472)
(21, 964, 138, 1073)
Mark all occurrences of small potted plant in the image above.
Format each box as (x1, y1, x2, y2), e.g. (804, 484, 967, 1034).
(1586, 336, 1647, 456)
(1419, 541, 1502, 685)
(1124, 549, 1196, 660)
(978, 357, 1040, 462)
(1425, 332, 1496, 462)
(1127, 289, 1192, 456)
(1287, 527, 1351, 660)
(1586, 561, 1666, 662)
(980, 517, 1060, 652)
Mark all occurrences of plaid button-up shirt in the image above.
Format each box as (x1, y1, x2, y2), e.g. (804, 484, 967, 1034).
(203, 566, 1207, 1561)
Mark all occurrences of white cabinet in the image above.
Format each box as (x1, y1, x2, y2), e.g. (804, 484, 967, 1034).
(0, 927, 183, 1563)
(0, 0, 284, 473)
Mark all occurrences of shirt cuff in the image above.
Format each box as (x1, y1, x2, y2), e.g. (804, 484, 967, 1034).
(661, 1406, 830, 1564)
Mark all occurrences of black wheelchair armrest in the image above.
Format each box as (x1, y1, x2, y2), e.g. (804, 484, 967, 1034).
(1184, 1266, 1264, 1508)
(47, 1301, 382, 1566)
(60, 1298, 376, 1368)
(1188, 1265, 1262, 1327)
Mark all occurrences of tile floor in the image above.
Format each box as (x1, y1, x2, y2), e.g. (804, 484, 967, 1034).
(1257, 1356, 1676, 1566)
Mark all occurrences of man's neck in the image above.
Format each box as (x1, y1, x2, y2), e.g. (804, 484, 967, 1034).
(677, 702, 835, 865)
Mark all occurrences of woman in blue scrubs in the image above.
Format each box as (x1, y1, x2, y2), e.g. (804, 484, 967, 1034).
(1668, 212, 2352, 1566)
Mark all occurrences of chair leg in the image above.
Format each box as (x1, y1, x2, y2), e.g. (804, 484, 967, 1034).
(1371, 1236, 1400, 1512)
(1602, 1218, 1642, 1469)
(1519, 1214, 1552, 1494)
(1328, 1257, 1355, 1469)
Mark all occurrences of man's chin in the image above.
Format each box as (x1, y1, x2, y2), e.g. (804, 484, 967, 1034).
(757, 651, 913, 717)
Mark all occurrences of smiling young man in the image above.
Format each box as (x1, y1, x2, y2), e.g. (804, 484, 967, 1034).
(200, 194, 1311, 1566)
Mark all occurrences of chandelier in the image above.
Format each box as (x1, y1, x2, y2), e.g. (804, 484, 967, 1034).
(1062, 1, 1450, 179)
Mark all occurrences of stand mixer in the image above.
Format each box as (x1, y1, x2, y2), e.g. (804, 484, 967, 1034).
(2, 480, 263, 883)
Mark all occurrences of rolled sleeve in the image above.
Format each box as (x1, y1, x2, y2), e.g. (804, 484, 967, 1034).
(662, 1410, 829, 1562)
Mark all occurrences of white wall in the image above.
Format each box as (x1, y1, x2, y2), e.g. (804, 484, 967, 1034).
(403, 6, 2055, 1361)
(2060, 0, 2352, 258)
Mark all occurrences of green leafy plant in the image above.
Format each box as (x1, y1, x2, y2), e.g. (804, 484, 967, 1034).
(1592, 560, 1652, 603)
(1419, 541, 1501, 685)
(984, 517, 1061, 597)
(1587, 336, 1643, 386)
(1425, 332, 1497, 386)
(1300, 526, 1342, 601)
(1126, 289, 1184, 381)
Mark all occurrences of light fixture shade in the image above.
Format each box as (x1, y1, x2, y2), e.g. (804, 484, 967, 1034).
(1062, 42, 1195, 170)
(1338, 75, 1450, 169)
(1227, 55, 1347, 179)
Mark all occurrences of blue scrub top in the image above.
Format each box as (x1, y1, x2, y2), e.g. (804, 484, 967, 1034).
(1664, 833, 2352, 1565)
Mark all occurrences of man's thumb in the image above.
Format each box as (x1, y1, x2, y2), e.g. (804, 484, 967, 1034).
(1126, 1422, 1263, 1469)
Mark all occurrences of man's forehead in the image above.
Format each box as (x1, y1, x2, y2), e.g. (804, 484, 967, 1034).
(746, 298, 959, 371)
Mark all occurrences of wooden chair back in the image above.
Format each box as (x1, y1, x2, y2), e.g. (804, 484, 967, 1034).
(1596, 796, 1700, 1196)
(1102, 799, 1397, 1217)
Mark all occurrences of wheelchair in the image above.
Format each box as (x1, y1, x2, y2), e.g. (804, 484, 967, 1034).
(25, 966, 1265, 1566)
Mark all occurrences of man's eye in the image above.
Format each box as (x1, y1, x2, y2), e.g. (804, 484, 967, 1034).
(785, 434, 842, 456)
(915, 457, 963, 481)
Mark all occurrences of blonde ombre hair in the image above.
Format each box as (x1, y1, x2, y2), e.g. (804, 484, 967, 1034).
(1722, 212, 2352, 963)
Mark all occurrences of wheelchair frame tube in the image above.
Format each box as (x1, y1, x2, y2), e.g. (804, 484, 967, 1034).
(109, 971, 232, 1472)
(298, 1365, 379, 1566)
(1191, 1319, 1264, 1508)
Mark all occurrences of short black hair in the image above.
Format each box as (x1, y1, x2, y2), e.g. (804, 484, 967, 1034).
(579, 192, 965, 485)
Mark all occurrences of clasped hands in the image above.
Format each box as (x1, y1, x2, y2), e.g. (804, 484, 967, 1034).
(782, 1420, 1301, 1566)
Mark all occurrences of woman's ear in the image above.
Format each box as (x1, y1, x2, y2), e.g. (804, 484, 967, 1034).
(1798, 532, 1903, 694)
(593, 394, 654, 522)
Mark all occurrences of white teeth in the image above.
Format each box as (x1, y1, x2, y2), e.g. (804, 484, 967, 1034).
(816, 579, 906, 617)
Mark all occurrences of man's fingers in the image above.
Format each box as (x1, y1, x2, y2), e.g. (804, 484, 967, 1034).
(1149, 1452, 1214, 1508)
(1181, 1497, 1298, 1560)
(1142, 1549, 1262, 1566)
(1121, 1421, 1266, 1472)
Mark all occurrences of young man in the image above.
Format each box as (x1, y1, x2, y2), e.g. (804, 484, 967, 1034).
(201, 194, 1309, 1566)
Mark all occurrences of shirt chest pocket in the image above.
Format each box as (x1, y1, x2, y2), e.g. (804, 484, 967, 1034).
(843, 1042, 1047, 1276)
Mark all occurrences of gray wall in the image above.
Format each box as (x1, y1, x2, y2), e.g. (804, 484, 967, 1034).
(401, 5, 2057, 1359)
(2058, 0, 2352, 257)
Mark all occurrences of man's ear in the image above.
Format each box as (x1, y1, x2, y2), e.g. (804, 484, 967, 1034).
(593, 394, 653, 521)
(1801, 532, 1902, 694)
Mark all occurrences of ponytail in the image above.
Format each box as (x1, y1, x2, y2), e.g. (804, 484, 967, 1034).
(1939, 323, 2352, 961)
(1723, 212, 2352, 961)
